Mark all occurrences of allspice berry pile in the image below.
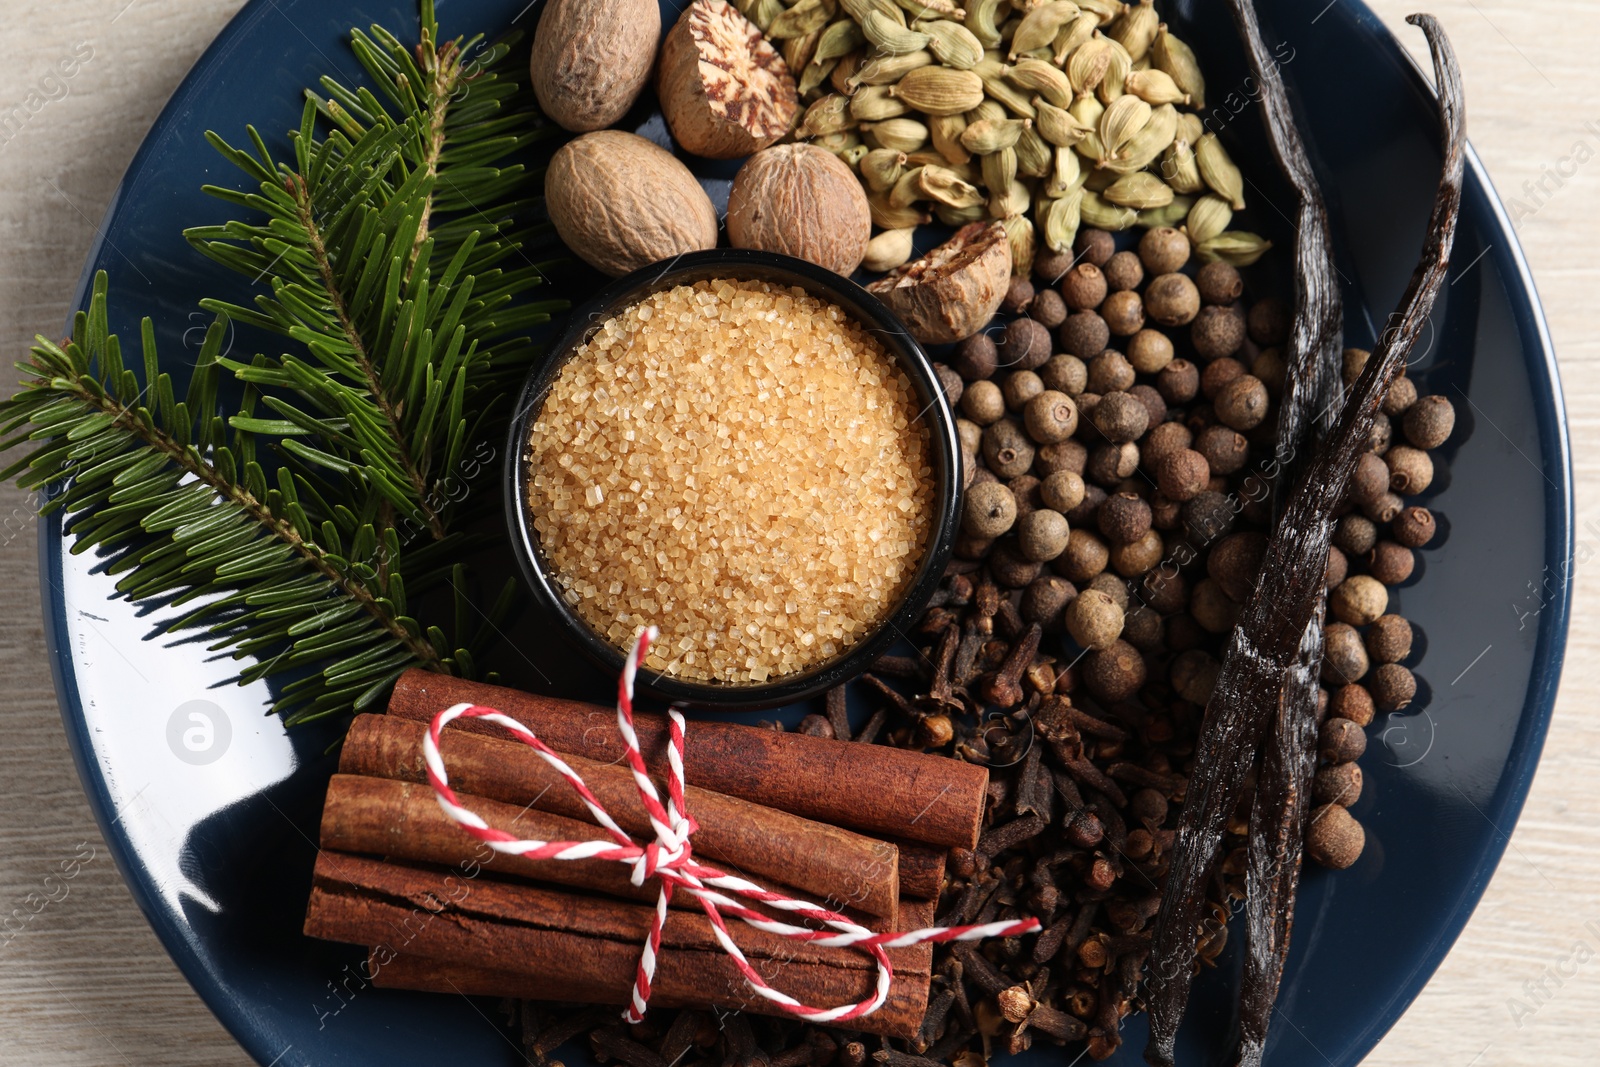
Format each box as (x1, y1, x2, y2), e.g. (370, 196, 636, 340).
(927, 225, 1457, 874)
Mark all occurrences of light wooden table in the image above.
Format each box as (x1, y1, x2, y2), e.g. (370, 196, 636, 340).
(0, 1, 1593, 1063)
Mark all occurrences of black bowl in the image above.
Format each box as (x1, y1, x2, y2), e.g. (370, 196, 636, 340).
(503, 249, 962, 710)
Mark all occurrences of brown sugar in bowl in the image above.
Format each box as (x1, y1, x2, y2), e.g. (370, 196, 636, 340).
(506, 250, 961, 709)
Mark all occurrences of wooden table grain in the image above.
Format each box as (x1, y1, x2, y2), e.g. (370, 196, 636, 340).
(0, 1, 1593, 1063)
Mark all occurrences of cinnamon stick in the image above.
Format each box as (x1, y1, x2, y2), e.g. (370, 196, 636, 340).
(306, 852, 930, 1037)
(342, 714, 901, 918)
(387, 670, 986, 850)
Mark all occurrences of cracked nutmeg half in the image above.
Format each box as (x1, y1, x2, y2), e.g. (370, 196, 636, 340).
(866, 222, 1013, 345)
(658, 0, 800, 160)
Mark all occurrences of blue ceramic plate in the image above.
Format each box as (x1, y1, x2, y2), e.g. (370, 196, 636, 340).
(43, 0, 1571, 1064)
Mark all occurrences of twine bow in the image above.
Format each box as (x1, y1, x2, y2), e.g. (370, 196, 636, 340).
(424, 626, 1040, 1024)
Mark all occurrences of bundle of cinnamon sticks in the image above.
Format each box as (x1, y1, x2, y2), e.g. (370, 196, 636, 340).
(304, 670, 989, 1038)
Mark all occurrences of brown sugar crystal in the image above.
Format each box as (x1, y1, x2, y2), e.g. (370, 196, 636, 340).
(526, 279, 935, 684)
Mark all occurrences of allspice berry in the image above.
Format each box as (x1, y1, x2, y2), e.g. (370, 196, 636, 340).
(1127, 328, 1175, 374)
(1252, 347, 1286, 395)
(1369, 410, 1393, 455)
(1403, 394, 1456, 449)
(1195, 424, 1249, 475)
(1326, 544, 1349, 589)
(1156, 359, 1200, 404)
(1190, 577, 1240, 633)
(1371, 662, 1417, 710)
(1098, 492, 1153, 545)
(1200, 357, 1245, 400)
(1059, 310, 1111, 359)
(1061, 263, 1109, 310)
(1364, 491, 1403, 524)
(1021, 575, 1077, 629)
(1123, 605, 1164, 652)
(1111, 529, 1163, 577)
(1002, 369, 1046, 412)
(982, 418, 1037, 478)
(934, 364, 963, 408)
(1143, 421, 1193, 468)
(1382, 374, 1418, 417)
(1138, 227, 1191, 275)
(1331, 574, 1389, 626)
(1000, 316, 1053, 371)
(1333, 513, 1378, 556)
(1092, 391, 1150, 443)
(956, 417, 982, 456)
(953, 332, 999, 380)
(1040, 469, 1086, 513)
(1129, 383, 1166, 427)
(1087, 441, 1140, 485)
(1028, 288, 1068, 329)
(1350, 451, 1390, 505)
(1323, 623, 1370, 684)
(1330, 683, 1376, 727)
(1065, 481, 1103, 526)
(989, 541, 1043, 588)
(1195, 260, 1244, 305)
(963, 480, 1016, 538)
(1247, 297, 1291, 346)
(1100, 290, 1146, 336)
(1320, 717, 1368, 763)
(1065, 588, 1124, 649)
(1214, 374, 1269, 431)
(1074, 227, 1115, 267)
(1313, 762, 1364, 808)
(1056, 528, 1110, 583)
(1366, 614, 1413, 664)
(1306, 804, 1365, 869)
(1191, 304, 1247, 360)
(1040, 353, 1088, 396)
(1170, 649, 1221, 704)
(1208, 531, 1267, 602)
(1102, 249, 1144, 292)
(1018, 508, 1071, 562)
(1087, 572, 1129, 610)
(1368, 540, 1416, 585)
(1008, 474, 1043, 520)
(1182, 490, 1235, 543)
(1035, 438, 1088, 477)
(1002, 275, 1036, 314)
(1083, 640, 1146, 702)
(1024, 390, 1080, 443)
(1144, 273, 1201, 327)
(1385, 445, 1434, 493)
(1156, 448, 1210, 501)
(960, 379, 1005, 424)
(1087, 351, 1136, 394)
(1034, 247, 1075, 284)
(1393, 506, 1436, 548)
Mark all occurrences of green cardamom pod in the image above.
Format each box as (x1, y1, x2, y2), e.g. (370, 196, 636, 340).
(1080, 189, 1138, 230)
(1037, 187, 1083, 252)
(852, 49, 936, 86)
(1137, 192, 1193, 229)
(965, 0, 1006, 49)
(1016, 124, 1053, 179)
(840, 0, 906, 28)
(815, 18, 867, 62)
(851, 84, 912, 121)
(1052, 13, 1098, 65)
(831, 50, 864, 93)
(798, 94, 856, 138)
(1032, 97, 1090, 146)
(928, 112, 972, 164)
(1195, 132, 1246, 210)
(861, 116, 931, 152)
(889, 165, 927, 208)
(1109, 0, 1159, 62)
(1177, 111, 1203, 145)
(1196, 230, 1272, 267)
(917, 164, 987, 208)
(1005, 58, 1075, 108)
(1103, 101, 1175, 173)
(1102, 170, 1173, 210)
(892, 66, 987, 115)
(1098, 94, 1151, 160)
(783, 28, 822, 72)
(1069, 94, 1106, 163)
(863, 227, 917, 272)
(1002, 213, 1037, 276)
(840, 142, 871, 166)
(935, 201, 988, 227)
(1185, 193, 1234, 244)
(1124, 67, 1188, 105)
(1082, 165, 1116, 191)
(737, 0, 786, 32)
(918, 19, 986, 69)
(1162, 136, 1205, 194)
(800, 56, 841, 96)
(1152, 26, 1206, 110)
(1067, 34, 1114, 96)
(896, 0, 965, 19)
(980, 146, 1019, 201)
(1010, 1, 1081, 60)
(1075, 0, 1125, 25)
(814, 129, 863, 155)
(960, 116, 1029, 154)
(769, 0, 838, 41)
(906, 147, 969, 173)
(1097, 38, 1133, 104)
(860, 9, 933, 53)
(966, 95, 1008, 124)
(868, 191, 932, 229)
(860, 147, 910, 191)
(1045, 144, 1082, 197)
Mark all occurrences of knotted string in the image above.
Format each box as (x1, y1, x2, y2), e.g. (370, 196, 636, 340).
(424, 625, 1039, 1024)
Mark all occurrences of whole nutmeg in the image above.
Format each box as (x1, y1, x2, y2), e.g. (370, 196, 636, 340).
(982, 418, 1037, 478)
(1022, 575, 1077, 629)
(1320, 717, 1368, 763)
(658, 0, 799, 158)
(1313, 763, 1364, 808)
(1102, 250, 1144, 292)
(1385, 445, 1434, 493)
(867, 222, 1012, 345)
(1040, 353, 1089, 395)
(1247, 297, 1291, 346)
(1195, 260, 1244, 305)
(1214, 374, 1269, 431)
(1065, 588, 1124, 649)
(1059, 310, 1111, 359)
(1333, 513, 1378, 556)
(1144, 273, 1201, 327)
(999, 316, 1054, 371)
(1092, 391, 1150, 444)
(1368, 540, 1416, 585)
(1087, 351, 1136, 394)
(1024, 390, 1080, 443)
(1366, 614, 1413, 664)
(1393, 505, 1437, 548)
(727, 144, 871, 274)
(1194, 424, 1249, 475)
(1127, 328, 1175, 374)
(1156, 448, 1210, 501)
(532, 0, 661, 132)
(1100, 290, 1146, 336)
(1191, 304, 1247, 360)
(1350, 451, 1391, 505)
(546, 131, 718, 277)
(1382, 374, 1418, 418)
(1018, 508, 1071, 562)
(1002, 370, 1045, 412)
(1138, 227, 1191, 275)
(1371, 662, 1417, 710)
(1323, 622, 1370, 684)
(1330, 683, 1376, 727)
(953, 332, 1000, 381)
(1056, 528, 1110, 583)
(1040, 469, 1086, 513)
(1144, 421, 1193, 468)
(963, 480, 1016, 538)
(1003, 275, 1037, 314)
(960, 379, 1005, 424)
(1062, 263, 1109, 310)
(1084, 640, 1146, 702)
(1307, 804, 1365, 869)
(1404, 394, 1456, 449)
(1156, 359, 1200, 405)
(1075, 228, 1115, 267)
(1028, 288, 1068, 329)
(1331, 574, 1389, 626)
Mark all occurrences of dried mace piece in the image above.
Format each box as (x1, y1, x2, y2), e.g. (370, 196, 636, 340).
(727, 144, 871, 275)
(1306, 804, 1365, 870)
(531, 0, 661, 132)
(867, 221, 1012, 344)
(658, 0, 799, 159)
(545, 131, 718, 277)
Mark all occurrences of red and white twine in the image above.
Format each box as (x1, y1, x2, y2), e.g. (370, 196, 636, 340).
(423, 626, 1040, 1024)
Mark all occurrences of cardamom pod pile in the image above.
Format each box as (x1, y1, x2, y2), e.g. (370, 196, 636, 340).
(739, 0, 1270, 275)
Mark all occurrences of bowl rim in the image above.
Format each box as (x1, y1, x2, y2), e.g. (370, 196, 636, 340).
(502, 248, 963, 710)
